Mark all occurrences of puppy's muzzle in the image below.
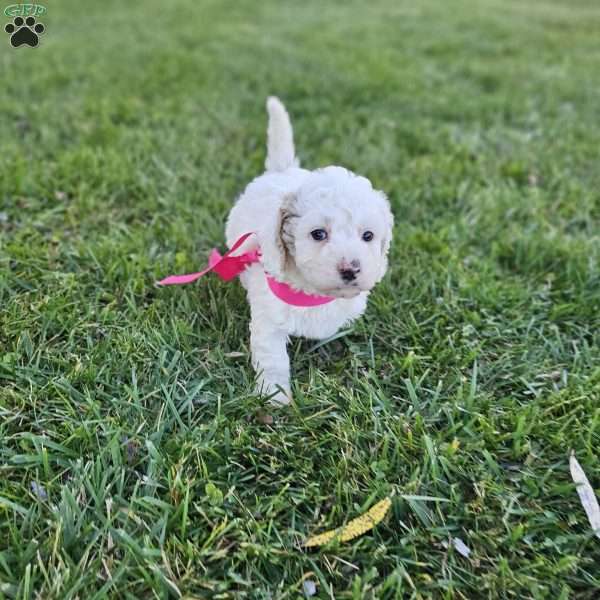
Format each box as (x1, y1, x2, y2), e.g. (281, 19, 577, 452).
(338, 259, 361, 283)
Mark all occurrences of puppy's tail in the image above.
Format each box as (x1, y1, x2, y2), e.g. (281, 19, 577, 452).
(265, 96, 299, 172)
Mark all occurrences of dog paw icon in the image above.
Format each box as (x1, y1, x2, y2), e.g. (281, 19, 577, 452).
(5, 16, 45, 48)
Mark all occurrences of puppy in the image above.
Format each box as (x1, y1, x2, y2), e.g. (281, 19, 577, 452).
(226, 97, 393, 404)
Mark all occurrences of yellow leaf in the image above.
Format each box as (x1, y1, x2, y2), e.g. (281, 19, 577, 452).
(304, 497, 391, 548)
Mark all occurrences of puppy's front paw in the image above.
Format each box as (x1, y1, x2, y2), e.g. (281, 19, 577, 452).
(269, 388, 292, 406)
(255, 382, 292, 406)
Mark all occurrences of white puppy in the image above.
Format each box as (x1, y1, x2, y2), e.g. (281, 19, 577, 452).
(226, 97, 393, 404)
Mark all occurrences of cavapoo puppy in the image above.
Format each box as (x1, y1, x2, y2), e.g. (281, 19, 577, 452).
(226, 97, 393, 404)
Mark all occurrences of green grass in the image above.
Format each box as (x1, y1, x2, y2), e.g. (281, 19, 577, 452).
(1, 0, 600, 597)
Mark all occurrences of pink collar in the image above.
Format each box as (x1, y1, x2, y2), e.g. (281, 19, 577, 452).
(157, 232, 335, 307)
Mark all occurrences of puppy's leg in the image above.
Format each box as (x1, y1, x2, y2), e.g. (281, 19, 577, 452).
(250, 319, 291, 405)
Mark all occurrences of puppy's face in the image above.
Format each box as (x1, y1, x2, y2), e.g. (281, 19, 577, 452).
(276, 167, 393, 298)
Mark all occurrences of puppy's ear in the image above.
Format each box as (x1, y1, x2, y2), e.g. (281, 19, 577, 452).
(278, 192, 297, 257)
(259, 193, 297, 278)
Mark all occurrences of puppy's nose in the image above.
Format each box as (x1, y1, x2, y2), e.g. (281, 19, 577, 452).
(338, 260, 361, 283)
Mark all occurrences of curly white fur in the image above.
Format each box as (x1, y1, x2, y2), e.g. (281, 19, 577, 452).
(226, 97, 393, 404)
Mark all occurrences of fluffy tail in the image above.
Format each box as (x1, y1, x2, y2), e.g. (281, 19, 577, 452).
(265, 96, 299, 172)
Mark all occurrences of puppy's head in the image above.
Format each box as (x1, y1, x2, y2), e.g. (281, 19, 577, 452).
(261, 167, 393, 298)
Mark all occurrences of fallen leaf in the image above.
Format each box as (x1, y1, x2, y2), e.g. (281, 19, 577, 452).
(30, 481, 47, 500)
(570, 453, 600, 539)
(452, 537, 471, 557)
(304, 496, 391, 547)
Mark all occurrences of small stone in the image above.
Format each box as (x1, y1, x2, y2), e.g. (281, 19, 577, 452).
(257, 412, 274, 425)
(303, 579, 317, 597)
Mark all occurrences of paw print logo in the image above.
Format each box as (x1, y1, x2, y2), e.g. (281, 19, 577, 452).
(5, 16, 45, 47)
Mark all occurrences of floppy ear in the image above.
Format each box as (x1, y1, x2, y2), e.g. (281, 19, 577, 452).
(258, 193, 297, 279)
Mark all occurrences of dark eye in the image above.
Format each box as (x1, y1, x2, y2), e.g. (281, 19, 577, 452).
(362, 231, 374, 242)
(311, 229, 328, 241)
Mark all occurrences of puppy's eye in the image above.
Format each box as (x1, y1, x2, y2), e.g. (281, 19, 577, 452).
(311, 229, 328, 241)
(362, 231, 374, 242)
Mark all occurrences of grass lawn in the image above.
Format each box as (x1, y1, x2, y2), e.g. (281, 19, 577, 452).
(2, 0, 600, 597)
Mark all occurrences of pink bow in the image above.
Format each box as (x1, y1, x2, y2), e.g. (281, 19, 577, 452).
(157, 232, 336, 307)
(157, 232, 258, 286)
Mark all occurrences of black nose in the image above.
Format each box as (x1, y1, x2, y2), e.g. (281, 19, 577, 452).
(340, 267, 360, 283)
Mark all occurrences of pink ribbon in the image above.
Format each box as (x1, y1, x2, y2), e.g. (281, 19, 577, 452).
(157, 232, 335, 307)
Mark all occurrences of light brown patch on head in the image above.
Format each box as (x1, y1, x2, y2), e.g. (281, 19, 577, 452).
(278, 193, 299, 268)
